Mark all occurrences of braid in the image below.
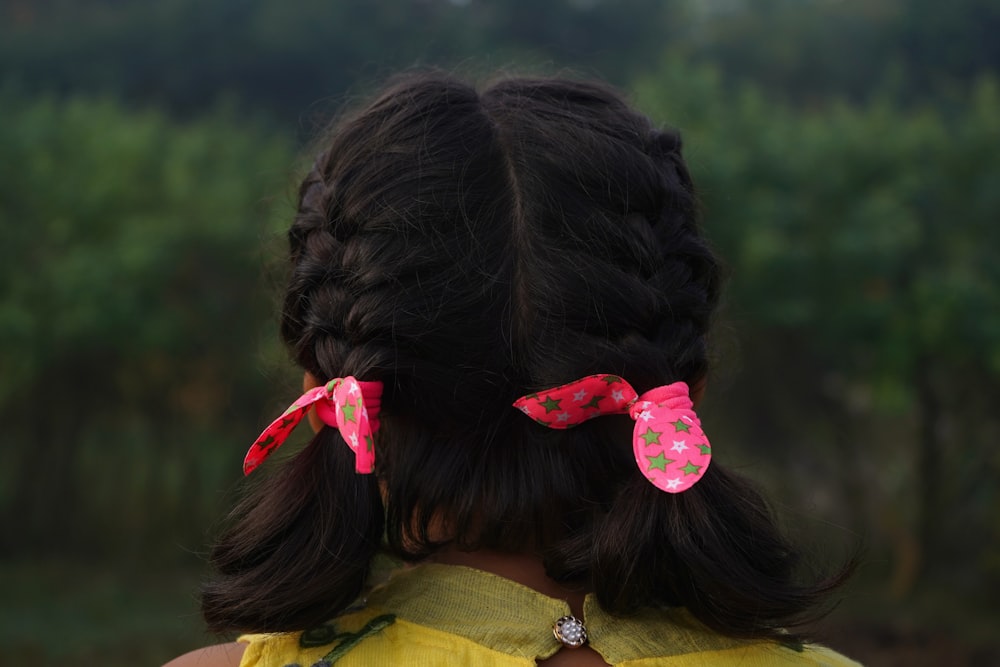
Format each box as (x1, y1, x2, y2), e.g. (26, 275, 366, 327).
(483, 80, 717, 393)
(283, 162, 378, 381)
(645, 134, 720, 383)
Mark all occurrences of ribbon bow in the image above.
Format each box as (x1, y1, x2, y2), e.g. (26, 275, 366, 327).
(243, 376, 383, 475)
(513, 374, 711, 493)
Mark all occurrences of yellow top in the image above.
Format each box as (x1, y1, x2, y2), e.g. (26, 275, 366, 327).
(239, 564, 861, 666)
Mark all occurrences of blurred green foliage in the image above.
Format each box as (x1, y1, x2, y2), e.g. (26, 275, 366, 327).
(0, 0, 998, 663)
(0, 89, 295, 560)
(0, 0, 692, 128)
(3, 0, 998, 124)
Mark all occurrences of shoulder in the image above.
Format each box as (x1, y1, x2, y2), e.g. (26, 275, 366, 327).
(621, 642, 863, 667)
(162, 642, 246, 667)
(237, 610, 526, 667)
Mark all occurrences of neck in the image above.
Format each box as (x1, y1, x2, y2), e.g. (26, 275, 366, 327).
(427, 548, 589, 617)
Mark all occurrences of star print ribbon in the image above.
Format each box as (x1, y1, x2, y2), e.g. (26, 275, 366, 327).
(513, 374, 711, 494)
(243, 376, 383, 475)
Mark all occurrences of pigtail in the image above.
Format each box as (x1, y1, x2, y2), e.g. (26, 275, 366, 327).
(203, 74, 512, 632)
(591, 464, 850, 641)
(202, 428, 383, 633)
(486, 78, 853, 639)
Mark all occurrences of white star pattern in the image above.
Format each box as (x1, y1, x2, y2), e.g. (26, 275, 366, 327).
(611, 389, 625, 403)
(671, 440, 688, 453)
(348, 383, 360, 396)
(349, 432, 359, 446)
(665, 477, 683, 490)
(573, 389, 588, 402)
(556, 412, 571, 422)
(520, 405, 531, 414)
(639, 411, 654, 422)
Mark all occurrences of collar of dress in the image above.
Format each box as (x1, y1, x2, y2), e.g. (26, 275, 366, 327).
(362, 563, 758, 663)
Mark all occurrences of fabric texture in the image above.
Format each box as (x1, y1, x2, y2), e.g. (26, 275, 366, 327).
(513, 375, 711, 493)
(239, 564, 862, 667)
(243, 376, 382, 475)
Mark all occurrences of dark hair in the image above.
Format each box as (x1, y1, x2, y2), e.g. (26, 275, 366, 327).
(202, 71, 850, 640)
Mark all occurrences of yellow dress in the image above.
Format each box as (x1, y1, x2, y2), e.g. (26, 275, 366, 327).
(239, 564, 861, 666)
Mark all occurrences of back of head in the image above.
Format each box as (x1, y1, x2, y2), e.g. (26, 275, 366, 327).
(203, 71, 845, 640)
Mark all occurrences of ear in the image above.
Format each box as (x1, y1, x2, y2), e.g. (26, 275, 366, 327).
(303, 372, 324, 433)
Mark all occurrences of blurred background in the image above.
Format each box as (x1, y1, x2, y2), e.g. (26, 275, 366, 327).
(1, 1, 997, 664)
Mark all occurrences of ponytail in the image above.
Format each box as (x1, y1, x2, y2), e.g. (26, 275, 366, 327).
(202, 428, 384, 633)
(591, 464, 852, 641)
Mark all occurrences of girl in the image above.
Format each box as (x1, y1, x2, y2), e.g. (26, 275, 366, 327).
(169, 71, 859, 667)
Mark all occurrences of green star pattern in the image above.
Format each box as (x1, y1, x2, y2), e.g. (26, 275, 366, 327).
(672, 420, 691, 433)
(681, 461, 701, 475)
(342, 401, 357, 422)
(583, 395, 604, 409)
(646, 452, 673, 471)
(640, 427, 661, 445)
(540, 396, 562, 413)
(698, 444, 712, 455)
(601, 375, 621, 384)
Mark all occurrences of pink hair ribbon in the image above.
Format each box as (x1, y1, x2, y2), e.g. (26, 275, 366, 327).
(513, 374, 711, 493)
(243, 376, 383, 475)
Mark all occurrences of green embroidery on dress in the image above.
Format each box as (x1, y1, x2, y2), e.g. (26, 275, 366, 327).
(300, 623, 346, 648)
(319, 614, 396, 664)
(780, 637, 805, 653)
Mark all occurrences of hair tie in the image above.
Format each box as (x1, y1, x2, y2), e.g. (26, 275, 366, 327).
(243, 376, 383, 475)
(513, 374, 711, 493)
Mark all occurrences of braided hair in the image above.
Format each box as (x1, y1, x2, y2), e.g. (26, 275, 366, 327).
(202, 72, 848, 639)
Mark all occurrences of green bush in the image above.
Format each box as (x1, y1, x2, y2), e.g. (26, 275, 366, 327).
(0, 89, 295, 562)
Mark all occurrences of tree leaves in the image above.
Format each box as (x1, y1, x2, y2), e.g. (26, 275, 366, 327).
(0, 90, 294, 557)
